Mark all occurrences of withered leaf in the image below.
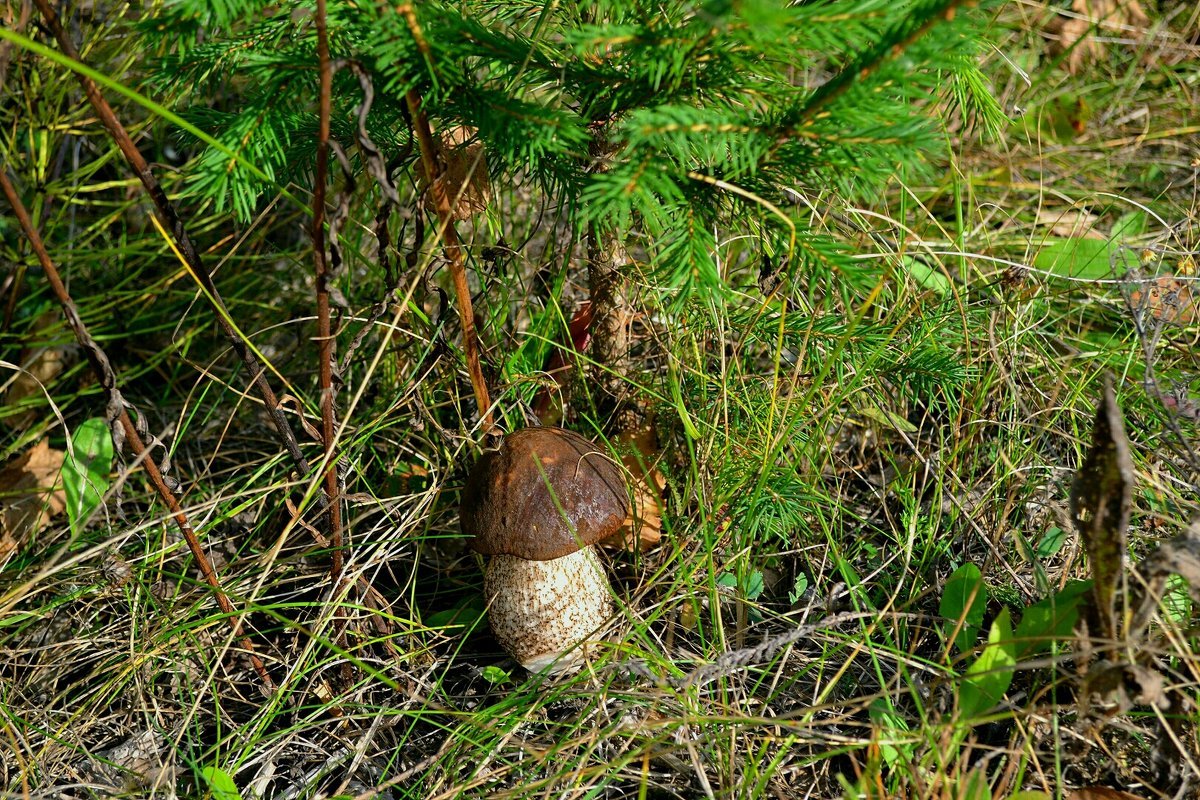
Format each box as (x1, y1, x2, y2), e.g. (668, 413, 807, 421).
(1070, 379, 1133, 644)
(420, 125, 491, 221)
(604, 416, 665, 552)
(1127, 275, 1198, 325)
(0, 439, 67, 556)
(3, 310, 68, 429)
(1045, 0, 1150, 75)
(1034, 208, 1105, 239)
(1068, 789, 1147, 800)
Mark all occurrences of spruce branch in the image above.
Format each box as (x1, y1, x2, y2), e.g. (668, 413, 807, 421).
(782, 0, 974, 145)
(30, 0, 314, 481)
(0, 169, 274, 693)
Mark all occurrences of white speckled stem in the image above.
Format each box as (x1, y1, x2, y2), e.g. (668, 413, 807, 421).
(484, 548, 613, 673)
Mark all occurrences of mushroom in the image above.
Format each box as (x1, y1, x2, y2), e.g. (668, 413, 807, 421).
(461, 426, 628, 672)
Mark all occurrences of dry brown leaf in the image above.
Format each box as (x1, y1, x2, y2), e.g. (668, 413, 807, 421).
(77, 729, 177, 791)
(3, 311, 67, 429)
(0, 439, 66, 557)
(1034, 208, 1105, 239)
(1045, 0, 1150, 74)
(604, 416, 665, 552)
(1128, 275, 1198, 324)
(420, 125, 491, 220)
(1069, 789, 1147, 800)
(1070, 379, 1133, 645)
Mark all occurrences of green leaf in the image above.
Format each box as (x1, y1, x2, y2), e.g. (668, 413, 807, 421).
(1032, 238, 1127, 280)
(901, 255, 952, 296)
(788, 573, 809, 604)
(426, 596, 485, 630)
(1161, 574, 1192, 626)
(940, 563, 985, 654)
(868, 697, 911, 767)
(1036, 526, 1067, 559)
(959, 608, 1016, 719)
(63, 418, 114, 536)
(743, 570, 765, 601)
(481, 665, 512, 685)
(1014, 580, 1089, 658)
(1110, 211, 1148, 241)
(201, 766, 242, 800)
(716, 572, 738, 591)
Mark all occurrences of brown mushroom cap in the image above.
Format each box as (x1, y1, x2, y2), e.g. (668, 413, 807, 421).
(462, 427, 629, 561)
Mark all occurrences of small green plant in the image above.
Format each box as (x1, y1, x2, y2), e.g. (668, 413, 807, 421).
(939, 563, 1087, 722)
(63, 417, 113, 536)
(200, 766, 242, 800)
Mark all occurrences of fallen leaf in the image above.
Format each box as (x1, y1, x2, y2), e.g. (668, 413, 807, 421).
(3, 311, 67, 429)
(1070, 379, 1133, 645)
(1127, 275, 1197, 325)
(420, 125, 491, 220)
(1045, 0, 1150, 75)
(1034, 208, 1105, 239)
(76, 729, 176, 791)
(0, 439, 67, 558)
(533, 301, 595, 424)
(604, 416, 665, 552)
(1068, 788, 1147, 800)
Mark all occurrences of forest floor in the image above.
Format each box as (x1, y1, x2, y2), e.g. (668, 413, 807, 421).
(2, 1, 1200, 798)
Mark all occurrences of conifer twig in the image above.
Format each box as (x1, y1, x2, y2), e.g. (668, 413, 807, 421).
(781, 0, 970, 145)
(399, 5, 495, 437)
(0, 169, 274, 692)
(30, 0, 313, 479)
(312, 0, 345, 590)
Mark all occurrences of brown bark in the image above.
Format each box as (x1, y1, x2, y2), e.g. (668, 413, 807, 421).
(586, 137, 633, 423)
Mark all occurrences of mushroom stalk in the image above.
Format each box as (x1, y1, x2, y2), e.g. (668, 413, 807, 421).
(484, 550, 613, 673)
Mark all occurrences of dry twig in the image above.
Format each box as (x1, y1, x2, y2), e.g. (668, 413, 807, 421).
(0, 169, 274, 691)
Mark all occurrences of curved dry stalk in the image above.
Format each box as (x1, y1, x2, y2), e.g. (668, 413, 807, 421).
(312, 0, 345, 590)
(0, 169, 274, 692)
(31, 0, 313, 479)
(399, 5, 495, 437)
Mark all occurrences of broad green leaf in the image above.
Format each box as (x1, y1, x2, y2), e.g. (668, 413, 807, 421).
(1036, 526, 1067, 559)
(1161, 574, 1192, 626)
(1110, 211, 1147, 241)
(481, 666, 511, 685)
(940, 563, 985, 654)
(959, 609, 1016, 719)
(743, 570, 765, 601)
(1014, 580, 1089, 658)
(868, 697, 911, 767)
(902, 255, 952, 296)
(63, 418, 114, 536)
(201, 766, 241, 800)
(426, 596, 485, 630)
(1033, 238, 1127, 280)
(788, 573, 809, 604)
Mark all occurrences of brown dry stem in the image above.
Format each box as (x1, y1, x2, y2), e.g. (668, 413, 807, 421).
(0, 168, 274, 692)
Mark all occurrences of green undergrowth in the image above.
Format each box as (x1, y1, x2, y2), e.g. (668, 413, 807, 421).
(2, 1, 1199, 798)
